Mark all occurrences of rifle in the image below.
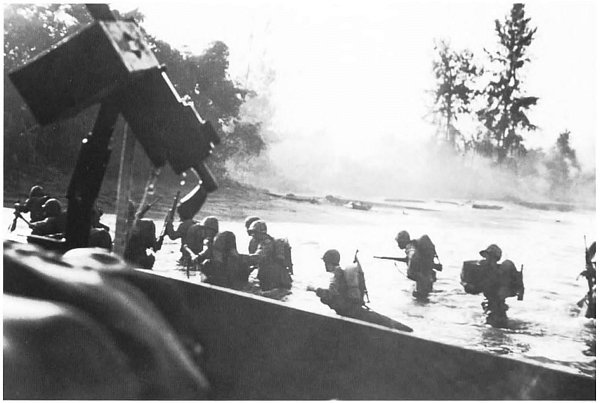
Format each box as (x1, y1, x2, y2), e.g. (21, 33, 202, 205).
(375, 254, 443, 271)
(8, 209, 31, 232)
(8, 207, 20, 232)
(136, 196, 162, 220)
(374, 255, 408, 263)
(154, 191, 180, 252)
(183, 244, 197, 279)
(354, 249, 370, 304)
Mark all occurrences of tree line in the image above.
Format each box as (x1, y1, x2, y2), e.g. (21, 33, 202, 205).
(429, 3, 588, 200)
(3, 4, 266, 190)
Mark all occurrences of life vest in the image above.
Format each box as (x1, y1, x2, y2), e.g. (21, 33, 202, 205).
(343, 263, 366, 304)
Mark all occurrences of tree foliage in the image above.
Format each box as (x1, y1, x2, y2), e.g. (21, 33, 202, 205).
(430, 40, 480, 151)
(4, 4, 265, 187)
(477, 3, 538, 163)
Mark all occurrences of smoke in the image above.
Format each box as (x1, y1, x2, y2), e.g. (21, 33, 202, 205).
(226, 28, 596, 205)
(228, 107, 595, 206)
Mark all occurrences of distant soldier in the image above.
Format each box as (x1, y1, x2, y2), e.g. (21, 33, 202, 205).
(245, 220, 292, 291)
(475, 244, 524, 327)
(580, 241, 596, 319)
(195, 231, 253, 289)
(29, 198, 66, 236)
(395, 230, 439, 299)
(166, 208, 198, 264)
(15, 185, 49, 223)
(307, 249, 365, 316)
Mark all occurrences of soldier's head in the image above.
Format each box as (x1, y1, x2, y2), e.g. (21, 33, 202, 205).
(480, 244, 502, 263)
(42, 198, 62, 218)
(29, 185, 45, 198)
(201, 216, 219, 237)
(248, 219, 268, 239)
(322, 249, 340, 271)
(395, 230, 410, 249)
(244, 216, 261, 234)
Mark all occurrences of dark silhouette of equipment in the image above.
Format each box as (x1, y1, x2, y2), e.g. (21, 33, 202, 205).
(9, 4, 219, 252)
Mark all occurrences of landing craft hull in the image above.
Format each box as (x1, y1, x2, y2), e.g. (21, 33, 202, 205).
(137, 270, 595, 400)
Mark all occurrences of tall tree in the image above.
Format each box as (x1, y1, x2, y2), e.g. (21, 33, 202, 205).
(431, 40, 480, 151)
(477, 3, 538, 163)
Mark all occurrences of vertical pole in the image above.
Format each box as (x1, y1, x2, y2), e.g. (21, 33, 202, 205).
(65, 101, 119, 250)
(114, 123, 136, 255)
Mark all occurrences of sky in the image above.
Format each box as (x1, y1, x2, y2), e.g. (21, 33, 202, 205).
(119, 1, 597, 197)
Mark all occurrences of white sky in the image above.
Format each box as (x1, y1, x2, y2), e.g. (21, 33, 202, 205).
(116, 0, 597, 180)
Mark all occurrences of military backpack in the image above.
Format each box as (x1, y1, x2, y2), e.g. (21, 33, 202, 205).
(273, 237, 294, 275)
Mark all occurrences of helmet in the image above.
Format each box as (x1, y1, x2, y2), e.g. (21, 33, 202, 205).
(248, 219, 267, 234)
(29, 185, 45, 198)
(244, 216, 261, 230)
(42, 198, 62, 217)
(395, 230, 410, 244)
(480, 244, 502, 260)
(201, 216, 219, 233)
(322, 249, 340, 265)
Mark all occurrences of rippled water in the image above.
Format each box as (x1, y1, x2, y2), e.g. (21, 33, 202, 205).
(5, 200, 595, 377)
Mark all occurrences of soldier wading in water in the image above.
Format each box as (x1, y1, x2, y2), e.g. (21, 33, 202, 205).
(461, 244, 524, 327)
(395, 230, 439, 300)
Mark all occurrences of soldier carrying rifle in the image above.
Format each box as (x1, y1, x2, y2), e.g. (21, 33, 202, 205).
(375, 230, 441, 300)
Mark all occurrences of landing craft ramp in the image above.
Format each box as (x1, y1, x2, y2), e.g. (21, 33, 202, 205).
(141, 270, 595, 400)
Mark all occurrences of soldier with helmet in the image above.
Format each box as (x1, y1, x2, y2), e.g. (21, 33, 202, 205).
(395, 230, 439, 300)
(185, 216, 220, 270)
(478, 244, 510, 326)
(308, 249, 413, 332)
(245, 219, 291, 291)
(15, 185, 49, 223)
(29, 198, 66, 236)
(460, 243, 524, 327)
(307, 249, 364, 316)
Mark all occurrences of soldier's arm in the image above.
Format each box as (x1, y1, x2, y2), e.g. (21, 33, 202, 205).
(196, 239, 212, 262)
(246, 240, 271, 265)
(316, 270, 343, 300)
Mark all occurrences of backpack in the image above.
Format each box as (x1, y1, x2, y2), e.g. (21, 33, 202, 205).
(500, 259, 525, 300)
(343, 264, 366, 305)
(415, 235, 436, 261)
(273, 238, 294, 275)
